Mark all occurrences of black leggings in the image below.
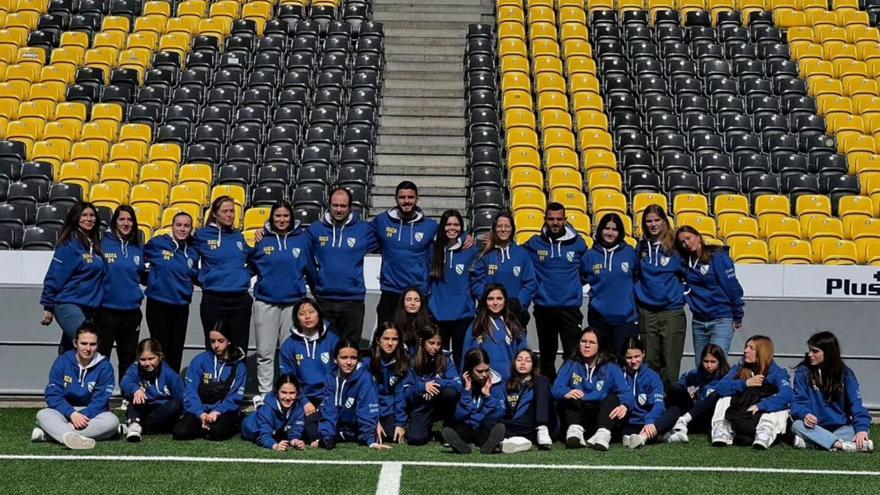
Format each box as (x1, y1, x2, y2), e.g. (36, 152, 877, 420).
(654, 384, 719, 435)
(146, 298, 190, 374)
(199, 291, 252, 352)
(172, 412, 239, 440)
(448, 419, 500, 447)
(126, 399, 182, 434)
(588, 308, 640, 362)
(407, 386, 459, 445)
(434, 317, 473, 370)
(96, 307, 143, 382)
(560, 394, 620, 435)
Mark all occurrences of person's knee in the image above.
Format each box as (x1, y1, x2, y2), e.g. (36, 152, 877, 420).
(407, 427, 430, 446)
(36, 408, 58, 426)
(437, 387, 459, 404)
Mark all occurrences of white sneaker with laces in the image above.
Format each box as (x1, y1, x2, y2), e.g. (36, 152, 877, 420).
(626, 434, 645, 449)
(31, 427, 45, 442)
(587, 428, 611, 451)
(536, 425, 552, 450)
(565, 424, 586, 449)
(792, 435, 807, 449)
(665, 430, 689, 443)
(862, 439, 874, 452)
(839, 441, 859, 453)
(711, 423, 734, 446)
(501, 436, 533, 453)
(673, 416, 689, 434)
(252, 394, 265, 409)
(117, 423, 128, 436)
(126, 422, 142, 443)
(62, 432, 95, 450)
(753, 427, 775, 450)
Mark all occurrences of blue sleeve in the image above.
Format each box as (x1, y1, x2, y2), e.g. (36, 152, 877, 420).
(302, 241, 318, 290)
(482, 384, 506, 421)
(678, 369, 697, 388)
(715, 367, 747, 397)
(580, 251, 595, 286)
(790, 368, 812, 421)
(519, 254, 537, 308)
(844, 369, 872, 433)
(715, 252, 744, 323)
(470, 255, 488, 301)
(184, 361, 206, 416)
(40, 244, 78, 310)
(756, 367, 793, 413)
(357, 380, 380, 446)
(213, 363, 246, 415)
(610, 368, 636, 411)
(551, 362, 575, 400)
(644, 374, 666, 425)
(368, 217, 382, 254)
(318, 375, 338, 443)
(454, 393, 477, 426)
(44, 360, 75, 418)
(441, 360, 462, 391)
(255, 406, 279, 449)
(168, 369, 185, 402)
(278, 341, 295, 377)
(394, 376, 408, 428)
(120, 363, 140, 399)
(461, 326, 475, 366)
(288, 403, 306, 441)
(81, 365, 115, 419)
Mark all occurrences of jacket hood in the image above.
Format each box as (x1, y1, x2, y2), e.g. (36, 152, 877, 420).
(290, 320, 331, 340)
(387, 206, 425, 224)
(321, 210, 360, 227)
(541, 223, 578, 243)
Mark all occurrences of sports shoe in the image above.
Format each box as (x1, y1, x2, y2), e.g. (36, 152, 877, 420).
(126, 422, 142, 443)
(792, 435, 807, 449)
(116, 399, 129, 412)
(501, 436, 532, 454)
(673, 416, 689, 435)
(839, 441, 859, 453)
(480, 423, 506, 454)
(442, 427, 471, 455)
(624, 434, 645, 449)
(753, 427, 775, 450)
(31, 427, 45, 442)
(587, 428, 611, 451)
(862, 439, 874, 452)
(711, 423, 733, 446)
(536, 425, 552, 450)
(62, 432, 95, 450)
(117, 423, 128, 436)
(664, 430, 689, 444)
(565, 424, 586, 449)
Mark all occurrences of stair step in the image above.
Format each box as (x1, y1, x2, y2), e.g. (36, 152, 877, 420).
(374, 4, 485, 14)
(383, 27, 467, 38)
(377, 153, 467, 167)
(385, 43, 464, 56)
(385, 36, 463, 45)
(387, 61, 463, 72)
(378, 134, 466, 147)
(374, 165, 467, 176)
(381, 97, 465, 109)
(380, 125, 464, 136)
(384, 70, 463, 81)
(384, 78, 463, 89)
(377, 144, 465, 154)
(381, 105, 464, 117)
(385, 53, 463, 63)
(383, 87, 463, 98)
(375, 0, 483, 6)
(371, 194, 467, 210)
(374, 174, 467, 188)
(374, 12, 485, 22)
(380, 116, 464, 127)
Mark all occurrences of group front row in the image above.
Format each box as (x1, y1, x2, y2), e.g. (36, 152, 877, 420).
(33, 319, 873, 454)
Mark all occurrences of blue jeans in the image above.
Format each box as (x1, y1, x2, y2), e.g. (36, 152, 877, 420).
(54, 303, 92, 353)
(792, 420, 855, 450)
(691, 317, 734, 365)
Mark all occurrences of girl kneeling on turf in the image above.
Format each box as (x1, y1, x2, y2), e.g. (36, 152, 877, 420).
(499, 349, 552, 453)
(711, 335, 792, 449)
(314, 340, 387, 449)
(241, 374, 306, 451)
(405, 325, 462, 445)
(173, 323, 246, 440)
(443, 347, 507, 454)
(552, 327, 634, 451)
(791, 331, 873, 452)
(462, 284, 526, 383)
(655, 343, 729, 443)
(120, 338, 184, 442)
(619, 338, 665, 449)
(364, 322, 410, 445)
(34, 323, 118, 449)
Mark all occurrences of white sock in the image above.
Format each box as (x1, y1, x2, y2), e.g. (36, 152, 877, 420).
(681, 413, 692, 424)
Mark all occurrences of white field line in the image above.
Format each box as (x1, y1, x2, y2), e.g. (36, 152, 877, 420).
(2, 454, 880, 477)
(376, 461, 402, 495)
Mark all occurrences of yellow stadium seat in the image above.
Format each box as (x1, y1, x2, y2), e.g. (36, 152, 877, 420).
(59, 161, 98, 193)
(134, 15, 166, 36)
(820, 239, 859, 264)
(714, 194, 750, 224)
(90, 182, 128, 210)
(170, 183, 209, 209)
(678, 214, 718, 240)
(567, 211, 591, 237)
(511, 186, 547, 215)
(591, 191, 627, 216)
(544, 148, 579, 171)
(177, 0, 208, 19)
(101, 16, 131, 36)
(580, 149, 617, 172)
(81, 121, 118, 146)
(560, 23, 589, 43)
(211, 184, 246, 208)
(548, 168, 583, 191)
(54, 102, 88, 126)
(536, 92, 569, 112)
(528, 23, 558, 43)
(133, 203, 161, 230)
(93, 31, 126, 51)
(244, 207, 272, 231)
(761, 215, 802, 242)
(566, 56, 597, 78)
(533, 55, 564, 78)
(109, 142, 147, 168)
(100, 161, 138, 186)
(498, 21, 526, 42)
(119, 123, 152, 146)
(807, 217, 845, 256)
(673, 193, 709, 216)
(772, 239, 814, 264)
(31, 140, 68, 172)
(575, 110, 608, 133)
(83, 48, 118, 79)
(144, 0, 173, 18)
(139, 162, 176, 188)
(754, 194, 791, 218)
(131, 182, 169, 208)
(632, 192, 668, 217)
(507, 147, 541, 171)
(500, 55, 529, 76)
(571, 92, 604, 113)
(542, 129, 576, 153)
(586, 169, 621, 194)
(506, 128, 539, 151)
(861, 239, 880, 264)
(91, 103, 124, 125)
(729, 238, 769, 264)
(178, 162, 213, 187)
(4, 120, 38, 156)
(501, 90, 533, 113)
(551, 189, 588, 214)
(838, 195, 874, 223)
(579, 130, 613, 153)
(569, 73, 600, 96)
(502, 73, 531, 93)
(504, 109, 536, 131)
(509, 167, 544, 192)
(42, 120, 80, 145)
(539, 109, 572, 132)
(720, 216, 759, 241)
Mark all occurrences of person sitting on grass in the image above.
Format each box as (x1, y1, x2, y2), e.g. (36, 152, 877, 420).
(404, 324, 462, 446)
(619, 338, 665, 449)
(462, 284, 526, 383)
(499, 349, 553, 453)
(364, 322, 410, 445)
(442, 347, 507, 455)
(33, 323, 118, 450)
(173, 322, 246, 441)
(120, 338, 184, 442)
(241, 374, 306, 451)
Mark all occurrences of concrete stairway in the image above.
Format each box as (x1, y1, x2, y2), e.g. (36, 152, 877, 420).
(370, 0, 493, 218)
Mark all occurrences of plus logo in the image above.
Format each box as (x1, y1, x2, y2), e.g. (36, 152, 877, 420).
(825, 271, 880, 296)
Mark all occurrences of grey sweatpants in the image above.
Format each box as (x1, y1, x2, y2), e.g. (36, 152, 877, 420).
(253, 300, 294, 394)
(36, 408, 119, 443)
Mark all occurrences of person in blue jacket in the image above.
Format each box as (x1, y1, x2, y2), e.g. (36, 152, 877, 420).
(241, 373, 307, 451)
(619, 338, 666, 449)
(470, 212, 536, 325)
(96, 205, 146, 382)
(33, 323, 118, 449)
(194, 195, 253, 352)
(553, 327, 634, 451)
(656, 343, 730, 443)
(143, 211, 199, 373)
(710, 335, 792, 449)
(462, 284, 526, 383)
(524, 202, 588, 380)
(442, 347, 507, 454)
(635, 204, 687, 388)
(249, 200, 316, 405)
(393, 288, 432, 350)
(676, 225, 745, 360)
(364, 322, 410, 445)
(499, 349, 553, 453)
(405, 325, 462, 445)
(370, 181, 439, 330)
(791, 331, 873, 452)
(312, 339, 389, 450)
(428, 209, 479, 364)
(278, 298, 339, 440)
(120, 338, 184, 442)
(582, 212, 639, 361)
(40, 201, 106, 352)
(307, 188, 380, 345)
(173, 322, 246, 440)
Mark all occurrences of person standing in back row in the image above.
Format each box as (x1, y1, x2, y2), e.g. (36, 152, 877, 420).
(524, 202, 588, 380)
(371, 181, 439, 329)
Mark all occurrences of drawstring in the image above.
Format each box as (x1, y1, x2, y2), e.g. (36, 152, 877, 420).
(302, 336, 317, 359)
(688, 256, 699, 270)
(212, 355, 226, 380)
(490, 316, 511, 344)
(447, 248, 455, 268)
(496, 244, 511, 263)
(601, 244, 620, 271)
(216, 225, 222, 246)
(77, 365, 87, 386)
(631, 370, 638, 397)
(334, 376, 348, 406)
(121, 239, 128, 258)
(397, 218, 403, 241)
(87, 238, 94, 256)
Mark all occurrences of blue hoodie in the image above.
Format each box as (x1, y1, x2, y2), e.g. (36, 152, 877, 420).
(193, 223, 252, 294)
(683, 249, 744, 323)
(405, 351, 462, 405)
(362, 357, 410, 428)
(44, 350, 115, 419)
(523, 225, 588, 308)
(504, 375, 550, 422)
(461, 316, 526, 383)
(40, 238, 106, 311)
(241, 393, 307, 448)
(307, 211, 380, 301)
(144, 234, 200, 305)
(623, 365, 666, 426)
(278, 321, 339, 405)
(249, 221, 315, 305)
(183, 348, 247, 416)
(791, 365, 871, 434)
(454, 370, 506, 429)
(100, 232, 145, 311)
(370, 207, 439, 294)
(120, 361, 184, 405)
(634, 240, 686, 310)
(470, 242, 537, 309)
(428, 238, 480, 322)
(318, 363, 381, 446)
(581, 242, 638, 325)
(551, 359, 636, 410)
(715, 362, 793, 413)
(677, 368, 724, 405)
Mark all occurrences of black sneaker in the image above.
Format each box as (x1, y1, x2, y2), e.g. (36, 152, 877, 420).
(480, 423, 506, 455)
(442, 427, 471, 454)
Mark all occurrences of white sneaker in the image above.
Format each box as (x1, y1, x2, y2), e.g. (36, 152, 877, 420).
(126, 422, 142, 443)
(501, 436, 533, 453)
(565, 424, 586, 449)
(711, 423, 733, 446)
(792, 435, 807, 449)
(252, 394, 265, 409)
(839, 441, 859, 453)
(753, 427, 775, 450)
(862, 439, 874, 452)
(62, 432, 95, 450)
(673, 416, 689, 434)
(536, 425, 552, 450)
(664, 430, 689, 443)
(117, 423, 128, 436)
(624, 433, 645, 449)
(31, 427, 45, 442)
(587, 428, 612, 451)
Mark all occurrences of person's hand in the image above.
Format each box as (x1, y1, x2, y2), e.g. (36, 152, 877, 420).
(273, 441, 289, 452)
(199, 412, 211, 430)
(133, 389, 147, 405)
(70, 412, 89, 429)
(747, 405, 759, 415)
(565, 389, 584, 400)
(206, 411, 220, 423)
(310, 439, 321, 448)
(745, 375, 764, 387)
(462, 234, 475, 249)
(376, 423, 385, 442)
(393, 427, 406, 444)
(734, 321, 742, 330)
(425, 381, 440, 397)
(481, 378, 492, 397)
(370, 442, 392, 450)
(254, 230, 264, 243)
(804, 414, 818, 428)
(855, 431, 870, 450)
(41, 311, 53, 325)
(641, 424, 657, 440)
(463, 372, 472, 391)
(291, 439, 306, 450)
(304, 402, 317, 416)
(609, 405, 627, 420)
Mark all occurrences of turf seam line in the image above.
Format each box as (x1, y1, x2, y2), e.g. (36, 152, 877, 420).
(1, 455, 878, 476)
(376, 461, 402, 495)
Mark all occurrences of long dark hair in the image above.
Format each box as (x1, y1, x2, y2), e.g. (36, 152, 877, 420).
(268, 200, 294, 233)
(569, 327, 613, 368)
(57, 201, 103, 254)
(506, 348, 541, 394)
(800, 331, 845, 401)
(480, 211, 515, 256)
(110, 204, 140, 246)
(675, 225, 720, 264)
(471, 283, 523, 344)
(369, 322, 410, 379)
(463, 347, 492, 393)
(430, 209, 465, 281)
(273, 373, 301, 397)
(292, 297, 325, 333)
(640, 204, 675, 254)
(412, 324, 447, 376)
(393, 288, 430, 347)
(699, 343, 730, 383)
(594, 212, 626, 247)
